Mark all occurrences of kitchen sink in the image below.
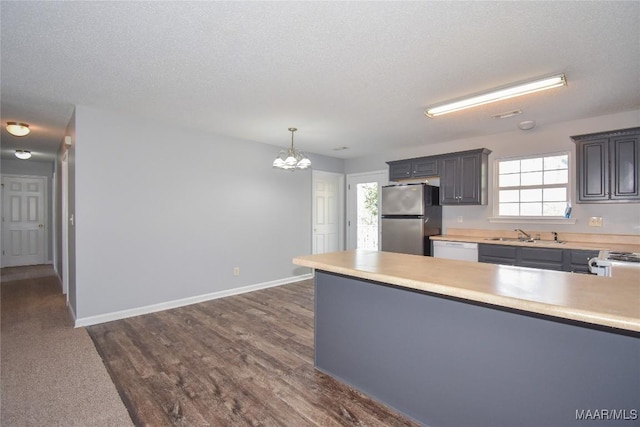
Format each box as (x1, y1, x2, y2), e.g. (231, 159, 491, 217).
(484, 237, 566, 245)
(531, 240, 567, 245)
(484, 237, 524, 242)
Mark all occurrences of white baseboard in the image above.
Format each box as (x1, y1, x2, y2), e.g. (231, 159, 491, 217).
(74, 273, 313, 328)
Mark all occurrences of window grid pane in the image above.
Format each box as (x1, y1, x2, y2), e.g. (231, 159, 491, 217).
(499, 174, 520, 187)
(521, 172, 543, 186)
(521, 158, 542, 172)
(543, 170, 568, 185)
(520, 188, 542, 202)
(543, 188, 566, 202)
(499, 203, 520, 216)
(543, 202, 566, 216)
(497, 153, 569, 218)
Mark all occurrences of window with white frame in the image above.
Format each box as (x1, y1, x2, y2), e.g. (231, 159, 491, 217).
(496, 153, 569, 217)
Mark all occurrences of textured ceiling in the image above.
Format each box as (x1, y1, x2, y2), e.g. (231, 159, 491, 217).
(1, 1, 639, 161)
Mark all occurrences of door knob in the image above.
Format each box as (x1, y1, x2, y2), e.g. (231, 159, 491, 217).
(38, 224, 43, 228)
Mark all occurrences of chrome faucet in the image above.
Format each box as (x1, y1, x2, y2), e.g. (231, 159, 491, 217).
(514, 228, 532, 241)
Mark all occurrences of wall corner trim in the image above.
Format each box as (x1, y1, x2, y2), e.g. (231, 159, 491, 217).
(67, 301, 77, 323)
(74, 273, 313, 328)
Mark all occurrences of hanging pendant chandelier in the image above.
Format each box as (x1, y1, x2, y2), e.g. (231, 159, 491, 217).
(272, 127, 311, 171)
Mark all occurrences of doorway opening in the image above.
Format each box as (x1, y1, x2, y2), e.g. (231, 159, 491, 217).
(346, 171, 387, 250)
(1, 174, 48, 267)
(312, 171, 345, 254)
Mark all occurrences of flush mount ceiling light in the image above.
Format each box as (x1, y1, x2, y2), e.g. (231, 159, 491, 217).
(425, 74, 567, 118)
(6, 122, 31, 137)
(15, 150, 32, 160)
(272, 128, 311, 171)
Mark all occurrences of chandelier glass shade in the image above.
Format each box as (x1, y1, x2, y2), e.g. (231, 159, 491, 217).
(15, 150, 32, 160)
(273, 127, 311, 171)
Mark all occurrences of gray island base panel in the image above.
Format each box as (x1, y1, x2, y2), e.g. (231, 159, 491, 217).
(314, 271, 640, 427)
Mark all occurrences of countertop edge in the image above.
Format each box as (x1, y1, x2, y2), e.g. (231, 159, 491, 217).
(293, 256, 640, 333)
(430, 235, 640, 252)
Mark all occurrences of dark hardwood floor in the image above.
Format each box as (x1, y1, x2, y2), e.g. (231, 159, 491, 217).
(87, 280, 421, 426)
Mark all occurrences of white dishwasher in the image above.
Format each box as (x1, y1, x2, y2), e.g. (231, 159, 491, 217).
(433, 240, 478, 261)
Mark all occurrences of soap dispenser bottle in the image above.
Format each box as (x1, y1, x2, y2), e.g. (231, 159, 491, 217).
(564, 201, 572, 218)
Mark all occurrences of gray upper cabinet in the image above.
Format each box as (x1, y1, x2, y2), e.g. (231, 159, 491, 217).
(388, 160, 413, 181)
(439, 149, 491, 205)
(387, 148, 490, 205)
(572, 127, 640, 203)
(388, 156, 440, 181)
(412, 157, 439, 177)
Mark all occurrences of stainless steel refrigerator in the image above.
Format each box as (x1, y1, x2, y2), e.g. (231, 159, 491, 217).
(381, 183, 442, 256)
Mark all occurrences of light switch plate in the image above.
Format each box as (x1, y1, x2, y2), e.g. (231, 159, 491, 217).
(588, 216, 603, 227)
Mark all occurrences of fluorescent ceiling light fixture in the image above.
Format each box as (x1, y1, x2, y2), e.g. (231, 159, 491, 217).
(15, 150, 32, 160)
(6, 122, 30, 137)
(425, 74, 567, 118)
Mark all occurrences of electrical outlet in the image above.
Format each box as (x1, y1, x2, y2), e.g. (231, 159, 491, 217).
(457, 216, 463, 223)
(588, 216, 603, 227)
(233, 267, 240, 276)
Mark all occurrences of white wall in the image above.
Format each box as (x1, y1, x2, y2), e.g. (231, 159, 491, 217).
(74, 105, 343, 320)
(346, 110, 640, 235)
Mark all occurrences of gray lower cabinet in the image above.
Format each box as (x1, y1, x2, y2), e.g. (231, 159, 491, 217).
(478, 244, 517, 265)
(564, 249, 599, 274)
(439, 149, 490, 205)
(519, 247, 564, 271)
(571, 127, 640, 203)
(478, 244, 598, 273)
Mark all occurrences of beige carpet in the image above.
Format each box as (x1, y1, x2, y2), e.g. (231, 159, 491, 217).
(1, 264, 133, 426)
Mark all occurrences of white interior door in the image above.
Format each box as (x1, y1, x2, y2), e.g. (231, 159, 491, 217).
(346, 171, 387, 250)
(312, 171, 344, 254)
(2, 175, 47, 267)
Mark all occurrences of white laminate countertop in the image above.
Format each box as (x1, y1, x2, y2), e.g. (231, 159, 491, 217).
(293, 250, 640, 333)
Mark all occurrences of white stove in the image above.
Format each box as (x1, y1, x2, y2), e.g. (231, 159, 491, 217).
(588, 250, 640, 276)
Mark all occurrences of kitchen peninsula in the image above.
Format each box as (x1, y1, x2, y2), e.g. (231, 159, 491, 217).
(293, 250, 640, 427)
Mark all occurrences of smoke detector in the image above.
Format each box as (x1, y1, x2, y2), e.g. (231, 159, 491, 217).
(518, 120, 536, 130)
